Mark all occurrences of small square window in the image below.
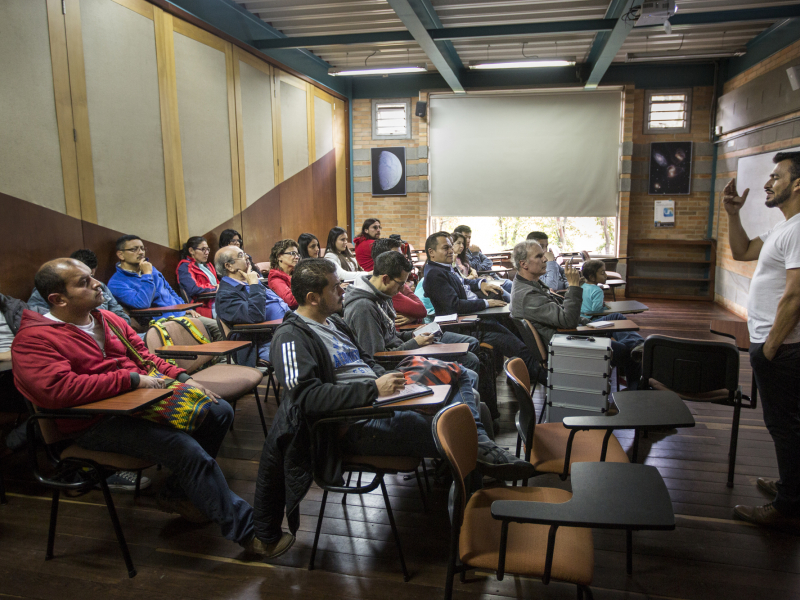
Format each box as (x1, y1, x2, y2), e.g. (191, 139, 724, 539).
(644, 89, 691, 134)
(372, 99, 412, 140)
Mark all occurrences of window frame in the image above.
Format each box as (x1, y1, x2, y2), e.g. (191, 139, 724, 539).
(644, 88, 692, 134)
(372, 98, 412, 140)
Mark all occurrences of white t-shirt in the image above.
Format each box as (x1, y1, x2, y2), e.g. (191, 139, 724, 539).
(747, 212, 800, 344)
(44, 313, 106, 352)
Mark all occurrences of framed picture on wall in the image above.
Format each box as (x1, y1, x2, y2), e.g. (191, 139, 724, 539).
(371, 147, 406, 196)
(649, 141, 692, 195)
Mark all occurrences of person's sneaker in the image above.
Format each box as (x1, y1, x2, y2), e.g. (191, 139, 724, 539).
(245, 532, 295, 559)
(757, 477, 779, 497)
(476, 442, 537, 481)
(631, 342, 645, 363)
(105, 471, 151, 492)
(156, 494, 212, 524)
(733, 503, 800, 528)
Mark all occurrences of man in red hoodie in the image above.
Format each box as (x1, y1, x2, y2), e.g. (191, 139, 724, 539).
(353, 218, 381, 271)
(12, 258, 262, 553)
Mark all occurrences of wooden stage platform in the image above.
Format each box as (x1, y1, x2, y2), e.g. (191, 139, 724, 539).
(1, 300, 797, 600)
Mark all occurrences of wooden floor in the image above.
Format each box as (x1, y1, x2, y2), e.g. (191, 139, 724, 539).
(2, 299, 799, 600)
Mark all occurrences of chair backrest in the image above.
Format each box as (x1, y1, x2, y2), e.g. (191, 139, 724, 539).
(504, 358, 537, 446)
(600, 258, 619, 272)
(433, 403, 477, 521)
(512, 317, 548, 363)
(29, 404, 71, 445)
(641, 334, 739, 396)
(216, 315, 233, 340)
(580, 250, 591, 262)
(178, 286, 190, 303)
(255, 261, 270, 273)
(144, 318, 213, 373)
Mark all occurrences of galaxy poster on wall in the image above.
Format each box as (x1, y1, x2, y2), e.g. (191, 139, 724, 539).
(371, 147, 406, 196)
(649, 141, 692, 195)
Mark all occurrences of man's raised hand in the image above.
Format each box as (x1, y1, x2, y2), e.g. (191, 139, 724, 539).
(564, 265, 582, 287)
(722, 178, 749, 216)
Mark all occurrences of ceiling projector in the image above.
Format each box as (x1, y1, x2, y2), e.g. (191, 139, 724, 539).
(635, 0, 677, 28)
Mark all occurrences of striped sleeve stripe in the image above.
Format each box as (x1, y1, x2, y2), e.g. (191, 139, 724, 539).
(281, 341, 299, 389)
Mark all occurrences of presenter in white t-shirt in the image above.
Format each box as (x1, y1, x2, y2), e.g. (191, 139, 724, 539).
(723, 151, 800, 528)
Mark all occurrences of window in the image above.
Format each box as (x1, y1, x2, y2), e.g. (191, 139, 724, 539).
(644, 89, 691, 134)
(372, 99, 411, 140)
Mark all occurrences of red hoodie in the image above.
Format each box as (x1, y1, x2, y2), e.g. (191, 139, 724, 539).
(12, 309, 186, 434)
(353, 236, 377, 271)
(268, 268, 298, 310)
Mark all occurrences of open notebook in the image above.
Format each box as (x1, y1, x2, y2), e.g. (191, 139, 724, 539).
(372, 383, 433, 406)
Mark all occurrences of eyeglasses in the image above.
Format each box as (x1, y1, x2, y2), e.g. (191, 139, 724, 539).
(194, 247, 211, 253)
(122, 246, 145, 253)
(391, 278, 408, 287)
(230, 239, 242, 246)
(283, 251, 300, 257)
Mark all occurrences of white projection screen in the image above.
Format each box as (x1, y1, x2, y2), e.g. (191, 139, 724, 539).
(429, 90, 623, 217)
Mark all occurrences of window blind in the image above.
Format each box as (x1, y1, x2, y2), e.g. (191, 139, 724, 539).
(429, 90, 622, 217)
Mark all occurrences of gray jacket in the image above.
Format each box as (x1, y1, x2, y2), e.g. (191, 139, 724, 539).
(28, 282, 130, 323)
(510, 274, 588, 346)
(342, 275, 419, 364)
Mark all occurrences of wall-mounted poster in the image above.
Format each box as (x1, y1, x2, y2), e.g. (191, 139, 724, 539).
(654, 199, 675, 228)
(371, 147, 406, 196)
(649, 141, 692, 195)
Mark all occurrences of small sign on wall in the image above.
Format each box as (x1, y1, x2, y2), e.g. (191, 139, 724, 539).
(654, 199, 675, 228)
(371, 147, 406, 196)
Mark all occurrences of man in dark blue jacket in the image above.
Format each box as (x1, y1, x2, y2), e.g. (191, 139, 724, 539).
(422, 231, 541, 413)
(214, 245, 290, 366)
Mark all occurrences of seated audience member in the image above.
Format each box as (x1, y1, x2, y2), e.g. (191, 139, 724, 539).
(422, 232, 541, 414)
(353, 218, 381, 271)
(451, 232, 478, 279)
(370, 238, 427, 323)
(29, 249, 129, 324)
(527, 231, 568, 291)
(0, 291, 32, 415)
(413, 277, 435, 319)
(267, 239, 300, 310)
(323, 226, 366, 283)
(219, 229, 261, 276)
(510, 241, 641, 388)
(297, 233, 320, 259)
(176, 236, 218, 318)
(253, 259, 536, 557)
(343, 250, 481, 373)
(12, 258, 266, 553)
(108, 235, 222, 341)
(453, 224, 513, 293)
(214, 245, 290, 367)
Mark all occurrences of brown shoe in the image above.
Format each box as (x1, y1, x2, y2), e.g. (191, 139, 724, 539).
(245, 532, 295, 559)
(156, 494, 212, 524)
(733, 503, 800, 529)
(757, 477, 778, 498)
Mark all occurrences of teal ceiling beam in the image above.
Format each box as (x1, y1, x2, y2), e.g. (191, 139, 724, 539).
(725, 18, 800, 80)
(584, 0, 642, 89)
(408, 0, 464, 72)
(668, 5, 800, 27)
(385, 0, 464, 93)
(585, 0, 632, 71)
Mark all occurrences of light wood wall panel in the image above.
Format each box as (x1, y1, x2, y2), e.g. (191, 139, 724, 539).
(280, 76, 310, 181)
(238, 54, 275, 206)
(314, 95, 334, 162)
(0, 0, 67, 214)
(79, 0, 169, 244)
(173, 27, 235, 237)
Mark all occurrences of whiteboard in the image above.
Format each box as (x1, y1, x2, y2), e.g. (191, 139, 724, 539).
(736, 145, 800, 238)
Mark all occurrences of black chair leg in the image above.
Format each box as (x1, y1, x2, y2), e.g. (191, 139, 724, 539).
(0, 471, 7, 505)
(578, 585, 594, 600)
(98, 476, 136, 578)
(421, 460, 431, 493)
(253, 387, 268, 437)
(380, 477, 409, 582)
(309, 489, 328, 571)
(413, 467, 428, 512)
(341, 472, 352, 506)
(134, 471, 142, 500)
(728, 397, 743, 488)
(46, 489, 59, 560)
(515, 435, 521, 458)
(626, 529, 633, 575)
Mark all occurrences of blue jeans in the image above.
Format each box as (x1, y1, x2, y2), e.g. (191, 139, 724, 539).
(593, 313, 644, 390)
(750, 341, 800, 516)
(76, 399, 254, 545)
(440, 331, 480, 373)
(257, 341, 272, 362)
(342, 367, 487, 457)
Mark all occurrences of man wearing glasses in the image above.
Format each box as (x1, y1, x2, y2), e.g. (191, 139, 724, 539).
(108, 234, 222, 340)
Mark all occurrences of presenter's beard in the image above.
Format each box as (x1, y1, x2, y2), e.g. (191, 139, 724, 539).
(765, 186, 790, 208)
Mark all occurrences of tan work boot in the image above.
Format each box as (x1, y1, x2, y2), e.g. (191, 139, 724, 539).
(245, 532, 296, 559)
(733, 503, 800, 529)
(756, 477, 778, 497)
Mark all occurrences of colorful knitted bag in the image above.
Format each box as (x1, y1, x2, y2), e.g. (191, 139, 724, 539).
(106, 320, 212, 433)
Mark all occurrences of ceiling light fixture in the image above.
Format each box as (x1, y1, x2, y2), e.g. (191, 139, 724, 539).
(328, 64, 428, 76)
(468, 58, 576, 70)
(626, 50, 746, 63)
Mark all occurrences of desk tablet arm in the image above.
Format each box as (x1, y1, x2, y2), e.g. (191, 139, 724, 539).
(154, 341, 251, 361)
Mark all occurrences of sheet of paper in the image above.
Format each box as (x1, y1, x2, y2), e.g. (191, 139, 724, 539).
(434, 314, 458, 323)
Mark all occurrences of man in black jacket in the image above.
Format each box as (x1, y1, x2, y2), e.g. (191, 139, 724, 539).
(252, 259, 535, 558)
(422, 232, 542, 402)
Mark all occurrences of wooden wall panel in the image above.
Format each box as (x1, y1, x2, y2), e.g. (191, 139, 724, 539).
(0, 192, 84, 300)
(203, 213, 243, 255)
(240, 187, 281, 264)
(312, 149, 338, 244)
(278, 165, 314, 243)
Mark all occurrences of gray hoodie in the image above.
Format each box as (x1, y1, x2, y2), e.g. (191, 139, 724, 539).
(342, 275, 420, 364)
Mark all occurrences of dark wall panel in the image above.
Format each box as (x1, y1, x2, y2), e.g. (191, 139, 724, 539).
(240, 187, 281, 266)
(311, 150, 338, 246)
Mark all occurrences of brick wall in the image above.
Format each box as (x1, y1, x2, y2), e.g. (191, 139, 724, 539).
(713, 38, 800, 317)
(351, 95, 429, 248)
